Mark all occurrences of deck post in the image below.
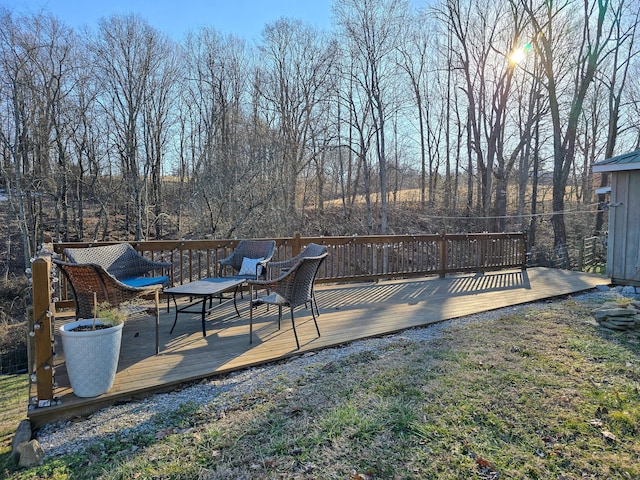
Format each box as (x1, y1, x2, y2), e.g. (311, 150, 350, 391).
(577, 238, 585, 271)
(521, 231, 528, 270)
(31, 255, 54, 402)
(439, 234, 447, 278)
(291, 233, 303, 257)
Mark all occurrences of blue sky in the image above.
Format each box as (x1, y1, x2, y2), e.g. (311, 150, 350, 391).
(2, 0, 335, 41)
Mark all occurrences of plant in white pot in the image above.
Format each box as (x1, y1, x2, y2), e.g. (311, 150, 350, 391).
(59, 299, 127, 398)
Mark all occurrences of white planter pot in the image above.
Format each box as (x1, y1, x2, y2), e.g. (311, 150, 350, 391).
(59, 319, 124, 398)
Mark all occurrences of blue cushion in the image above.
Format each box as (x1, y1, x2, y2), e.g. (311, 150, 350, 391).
(121, 276, 169, 288)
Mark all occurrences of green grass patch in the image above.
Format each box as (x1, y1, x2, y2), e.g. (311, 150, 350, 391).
(3, 296, 640, 479)
(0, 374, 29, 475)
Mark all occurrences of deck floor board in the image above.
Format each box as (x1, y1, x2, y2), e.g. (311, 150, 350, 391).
(29, 267, 607, 427)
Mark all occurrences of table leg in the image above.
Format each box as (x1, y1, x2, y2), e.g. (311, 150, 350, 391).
(249, 283, 254, 343)
(169, 294, 179, 334)
(201, 295, 208, 337)
(233, 287, 241, 317)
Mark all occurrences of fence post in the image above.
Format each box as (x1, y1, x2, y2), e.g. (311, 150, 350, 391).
(577, 238, 585, 271)
(291, 233, 303, 257)
(439, 233, 447, 278)
(521, 231, 528, 270)
(31, 255, 54, 403)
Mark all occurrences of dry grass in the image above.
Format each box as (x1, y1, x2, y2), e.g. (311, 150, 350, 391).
(3, 294, 640, 479)
(0, 375, 28, 465)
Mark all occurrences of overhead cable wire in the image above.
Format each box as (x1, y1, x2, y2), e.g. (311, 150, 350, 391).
(422, 203, 602, 221)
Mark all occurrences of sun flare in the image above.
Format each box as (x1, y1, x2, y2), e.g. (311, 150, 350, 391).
(509, 47, 527, 64)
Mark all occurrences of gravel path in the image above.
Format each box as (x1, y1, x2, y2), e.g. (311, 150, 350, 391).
(36, 288, 622, 458)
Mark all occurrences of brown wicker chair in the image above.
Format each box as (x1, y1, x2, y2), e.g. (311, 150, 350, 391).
(63, 243, 170, 287)
(218, 240, 276, 280)
(53, 259, 162, 354)
(247, 252, 328, 350)
(267, 243, 328, 316)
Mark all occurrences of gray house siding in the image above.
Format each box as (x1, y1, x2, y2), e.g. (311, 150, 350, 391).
(593, 149, 640, 286)
(608, 170, 640, 284)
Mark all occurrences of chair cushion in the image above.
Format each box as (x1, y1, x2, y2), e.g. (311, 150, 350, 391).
(239, 257, 264, 276)
(120, 276, 169, 288)
(255, 292, 287, 306)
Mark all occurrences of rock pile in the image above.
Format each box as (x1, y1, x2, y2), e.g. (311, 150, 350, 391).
(592, 300, 640, 331)
(11, 419, 44, 467)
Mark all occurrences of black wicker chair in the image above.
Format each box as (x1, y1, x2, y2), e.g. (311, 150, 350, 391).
(267, 243, 328, 316)
(247, 252, 328, 350)
(218, 240, 276, 280)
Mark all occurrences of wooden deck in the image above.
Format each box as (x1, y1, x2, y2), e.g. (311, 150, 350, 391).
(28, 267, 607, 428)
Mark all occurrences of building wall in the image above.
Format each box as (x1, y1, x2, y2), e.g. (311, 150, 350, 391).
(608, 170, 640, 285)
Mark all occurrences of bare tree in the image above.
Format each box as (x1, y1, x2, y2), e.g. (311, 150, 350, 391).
(0, 10, 35, 269)
(182, 28, 275, 238)
(141, 34, 180, 239)
(594, 2, 639, 233)
(398, 15, 430, 209)
(66, 37, 105, 241)
(436, 0, 531, 230)
(337, 59, 377, 233)
(92, 14, 169, 240)
(258, 18, 336, 232)
(334, 0, 409, 234)
(520, 0, 620, 263)
(0, 11, 75, 266)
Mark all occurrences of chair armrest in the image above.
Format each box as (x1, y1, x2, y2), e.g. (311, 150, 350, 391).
(218, 254, 236, 277)
(267, 259, 296, 270)
(218, 254, 235, 265)
(257, 258, 271, 277)
(246, 278, 278, 290)
(248, 258, 303, 286)
(266, 259, 294, 279)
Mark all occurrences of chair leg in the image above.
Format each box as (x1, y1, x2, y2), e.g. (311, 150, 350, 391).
(311, 302, 321, 338)
(249, 286, 254, 344)
(277, 305, 282, 330)
(312, 292, 320, 317)
(154, 290, 160, 355)
(290, 308, 300, 350)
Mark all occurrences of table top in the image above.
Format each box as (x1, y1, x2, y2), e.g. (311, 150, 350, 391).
(164, 277, 245, 296)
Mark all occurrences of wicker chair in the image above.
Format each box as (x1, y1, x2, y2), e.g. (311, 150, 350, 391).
(218, 240, 276, 280)
(267, 243, 328, 316)
(53, 259, 162, 354)
(64, 243, 170, 287)
(247, 252, 328, 350)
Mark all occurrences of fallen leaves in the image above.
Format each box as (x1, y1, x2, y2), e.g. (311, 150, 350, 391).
(351, 471, 374, 480)
(589, 418, 603, 427)
(464, 445, 498, 479)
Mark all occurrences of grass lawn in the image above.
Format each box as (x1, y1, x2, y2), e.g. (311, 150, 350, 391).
(1, 293, 639, 479)
(0, 374, 29, 472)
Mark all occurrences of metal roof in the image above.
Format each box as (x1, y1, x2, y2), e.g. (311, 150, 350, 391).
(592, 149, 640, 172)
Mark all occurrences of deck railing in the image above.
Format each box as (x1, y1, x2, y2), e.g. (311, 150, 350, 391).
(30, 232, 526, 404)
(53, 231, 527, 285)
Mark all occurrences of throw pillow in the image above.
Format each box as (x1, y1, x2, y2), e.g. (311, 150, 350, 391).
(239, 257, 264, 276)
